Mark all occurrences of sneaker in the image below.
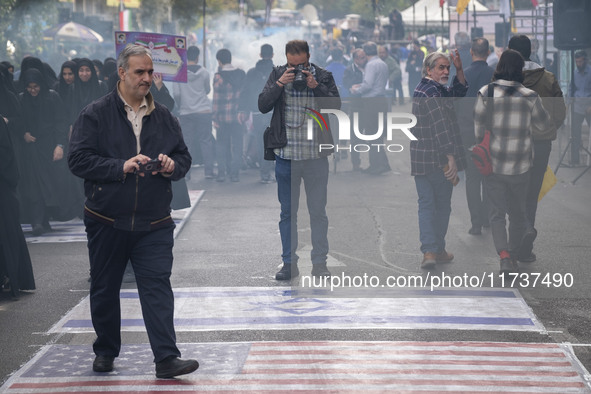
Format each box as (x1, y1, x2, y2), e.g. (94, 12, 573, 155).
(435, 250, 454, 263)
(311, 263, 331, 277)
(420, 252, 437, 269)
(275, 264, 299, 280)
(518, 228, 537, 261)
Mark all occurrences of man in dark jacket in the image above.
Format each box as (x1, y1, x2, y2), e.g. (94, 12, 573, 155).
(508, 35, 566, 262)
(68, 44, 197, 378)
(240, 44, 275, 183)
(456, 37, 494, 236)
(258, 39, 340, 280)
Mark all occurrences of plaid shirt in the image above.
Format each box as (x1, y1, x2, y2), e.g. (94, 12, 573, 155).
(410, 77, 467, 176)
(212, 67, 244, 124)
(474, 80, 550, 176)
(275, 65, 321, 160)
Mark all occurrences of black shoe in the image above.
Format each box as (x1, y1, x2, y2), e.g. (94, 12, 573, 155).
(499, 258, 515, 274)
(275, 264, 299, 280)
(311, 263, 331, 277)
(32, 224, 45, 236)
(518, 228, 537, 261)
(155, 356, 199, 378)
(468, 226, 481, 235)
(93, 355, 115, 373)
(518, 252, 536, 263)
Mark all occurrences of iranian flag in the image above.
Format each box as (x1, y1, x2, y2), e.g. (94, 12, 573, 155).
(119, 9, 132, 31)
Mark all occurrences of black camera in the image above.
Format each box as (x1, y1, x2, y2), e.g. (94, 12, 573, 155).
(291, 64, 309, 91)
(137, 159, 162, 174)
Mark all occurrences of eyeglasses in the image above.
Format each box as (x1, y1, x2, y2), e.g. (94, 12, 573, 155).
(26, 85, 40, 92)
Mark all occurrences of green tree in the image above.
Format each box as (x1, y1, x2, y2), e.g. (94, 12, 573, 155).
(170, 0, 240, 35)
(4, 0, 58, 61)
(0, 0, 17, 59)
(138, 0, 171, 32)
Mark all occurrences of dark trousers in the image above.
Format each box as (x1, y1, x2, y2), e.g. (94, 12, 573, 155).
(361, 98, 390, 171)
(275, 155, 329, 265)
(525, 140, 552, 228)
(85, 217, 180, 363)
(216, 121, 244, 178)
(571, 112, 590, 165)
(392, 79, 404, 104)
(465, 156, 489, 228)
(484, 172, 530, 255)
(179, 113, 215, 177)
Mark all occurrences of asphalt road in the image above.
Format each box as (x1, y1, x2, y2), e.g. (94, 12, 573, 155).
(1, 127, 590, 389)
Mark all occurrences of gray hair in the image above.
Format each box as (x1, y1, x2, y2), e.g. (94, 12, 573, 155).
(422, 51, 450, 78)
(117, 44, 152, 71)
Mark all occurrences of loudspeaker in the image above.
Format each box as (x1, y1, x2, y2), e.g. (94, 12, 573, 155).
(471, 27, 483, 40)
(495, 22, 510, 48)
(553, 0, 591, 50)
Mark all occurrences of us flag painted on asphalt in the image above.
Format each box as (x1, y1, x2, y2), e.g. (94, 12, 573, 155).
(3, 341, 590, 393)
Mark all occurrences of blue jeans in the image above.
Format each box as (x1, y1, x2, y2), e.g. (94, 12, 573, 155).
(275, 155, 329, 265)
(414, 169, 453, 254)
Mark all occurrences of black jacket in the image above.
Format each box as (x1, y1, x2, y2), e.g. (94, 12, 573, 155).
(258, 63, 340, 160)
(68, 88, 191, 231)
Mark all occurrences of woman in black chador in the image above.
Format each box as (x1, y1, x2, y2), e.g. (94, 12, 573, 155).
(0, 73, 35, 300)
(72, 58, 107, 118)
(18, 69, 68, 235)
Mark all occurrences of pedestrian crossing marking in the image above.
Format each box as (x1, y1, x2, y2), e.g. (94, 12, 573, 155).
(49, 286, 544, 333)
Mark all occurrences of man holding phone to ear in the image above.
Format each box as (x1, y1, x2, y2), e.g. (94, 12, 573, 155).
(68, 44, 196, 378)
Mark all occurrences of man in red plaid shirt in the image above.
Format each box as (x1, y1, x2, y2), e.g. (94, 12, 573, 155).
(213, 49, 246, 182)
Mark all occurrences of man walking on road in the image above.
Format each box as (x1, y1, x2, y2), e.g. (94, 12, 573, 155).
(508, 35, 566, 263)
(68, 44, 198, 378)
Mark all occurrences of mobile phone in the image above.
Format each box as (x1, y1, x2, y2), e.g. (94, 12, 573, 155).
(138, 159, 162, 173)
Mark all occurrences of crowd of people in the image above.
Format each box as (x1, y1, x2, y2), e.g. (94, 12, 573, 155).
(0, 28, 587, 377)
(1, 30, 587, 295)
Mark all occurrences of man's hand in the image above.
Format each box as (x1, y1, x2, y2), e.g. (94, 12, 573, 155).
(450, 48, 466, 86)
(53, 145, 63, 161)
(444, 155, 458, 182)
(301, 69, 319, 89)
(153, 73, 164, 90)
(24, 132, 36, 143)
(450, 49, 463, 70)
(123, 154, 151, 177)
(156, 153, 175, 175)
(276, 68, 296, 87)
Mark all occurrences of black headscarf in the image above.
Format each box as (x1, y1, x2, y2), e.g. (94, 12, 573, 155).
(58, 60, 77, 99)
(72, 58, 105, 116)
(17, 56, 45, 93)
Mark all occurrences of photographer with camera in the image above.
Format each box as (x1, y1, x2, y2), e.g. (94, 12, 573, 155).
(258, 39, 340, 280)
(68, 45, 197, 378)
